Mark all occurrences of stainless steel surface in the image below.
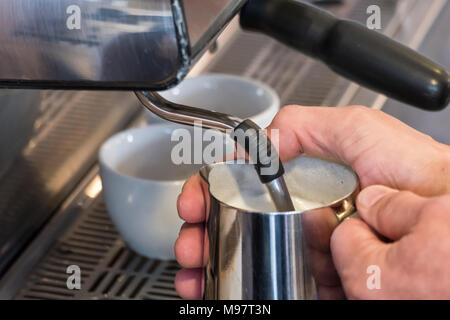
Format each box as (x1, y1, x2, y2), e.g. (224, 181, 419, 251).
(0, 0, 245, 89)
(135, 91, 241, 132)
(0, 90, 140, 276)
(200, 158, 359, 300)
(266, 178, 296, 212)
(184, 0, 246, 58)
(0, 1, 183, 89)
(0, 90, 41, 177)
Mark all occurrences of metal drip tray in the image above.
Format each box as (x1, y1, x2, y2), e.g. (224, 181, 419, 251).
(14, 196, 180, 300)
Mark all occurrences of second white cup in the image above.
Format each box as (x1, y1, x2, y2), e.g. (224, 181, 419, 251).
(100, 124, 235, 260)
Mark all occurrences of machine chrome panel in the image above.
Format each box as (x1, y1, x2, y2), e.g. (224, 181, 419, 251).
(0, 0, 246, 90)
(184, 0, 247, 58)
(0, 0, 184, 90)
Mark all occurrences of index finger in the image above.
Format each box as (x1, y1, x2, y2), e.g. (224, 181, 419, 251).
(177, 173, 210, 223)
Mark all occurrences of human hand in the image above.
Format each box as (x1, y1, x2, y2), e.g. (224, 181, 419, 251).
(332, 185, 450, 299)
(174, 105, 450, 299)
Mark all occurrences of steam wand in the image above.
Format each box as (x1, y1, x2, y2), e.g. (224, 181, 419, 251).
(135, 91, 295, 212)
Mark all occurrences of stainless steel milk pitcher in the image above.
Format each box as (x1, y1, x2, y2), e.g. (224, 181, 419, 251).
(200, 155, 360, 300)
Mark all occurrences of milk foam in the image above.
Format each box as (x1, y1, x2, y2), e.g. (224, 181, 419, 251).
(226, 191, 323, 213)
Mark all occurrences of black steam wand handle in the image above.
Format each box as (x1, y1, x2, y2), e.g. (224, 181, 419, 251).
(232, 119, 285, 183)
(240, 0, 450, 111)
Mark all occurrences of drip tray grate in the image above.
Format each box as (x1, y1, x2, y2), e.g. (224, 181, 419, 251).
(15, 196, 180, 300)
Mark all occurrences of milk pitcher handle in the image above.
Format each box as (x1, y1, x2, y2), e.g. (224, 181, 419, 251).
(335, 199, 358, 223)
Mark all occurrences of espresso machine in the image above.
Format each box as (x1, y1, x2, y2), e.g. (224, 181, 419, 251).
(0, 0, 448, 106)
(0, 0, 449, 299)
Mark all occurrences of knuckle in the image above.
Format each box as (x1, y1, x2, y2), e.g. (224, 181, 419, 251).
(282, 104, 301, 112)
(174, 235, 184, 261)
(346, 105, 372, 119)
(420, 200, 447, 219)
(348, 105, 369, 111)
(419, 197, 450, 224)
(340, 106, 378, 138)
(422, 132, 435, 143)
(373, 190, 408, 221)
(274, 105, 300, 122)
(176, 193, 189, 220)
(391, 190, 416, 206)
(176, 194, 183, 212)
(345, 105, 387, 127)
(378, 190, 414, 211)
(269, 105, 304, 129)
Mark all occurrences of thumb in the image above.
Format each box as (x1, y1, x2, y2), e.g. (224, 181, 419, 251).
(357, 185, 427, 240)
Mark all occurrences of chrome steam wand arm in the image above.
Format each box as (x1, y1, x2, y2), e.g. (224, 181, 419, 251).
(135, 90, 295, 211)
(135, 91, 242, 132)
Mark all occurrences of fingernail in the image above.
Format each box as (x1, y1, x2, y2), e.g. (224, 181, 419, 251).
(357, 185, 394, 209)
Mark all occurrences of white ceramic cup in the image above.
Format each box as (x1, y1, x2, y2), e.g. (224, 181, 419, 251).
(147, 73, 280, 129)
(101, 74, 279, 260)
(99, 124, 233, 260)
